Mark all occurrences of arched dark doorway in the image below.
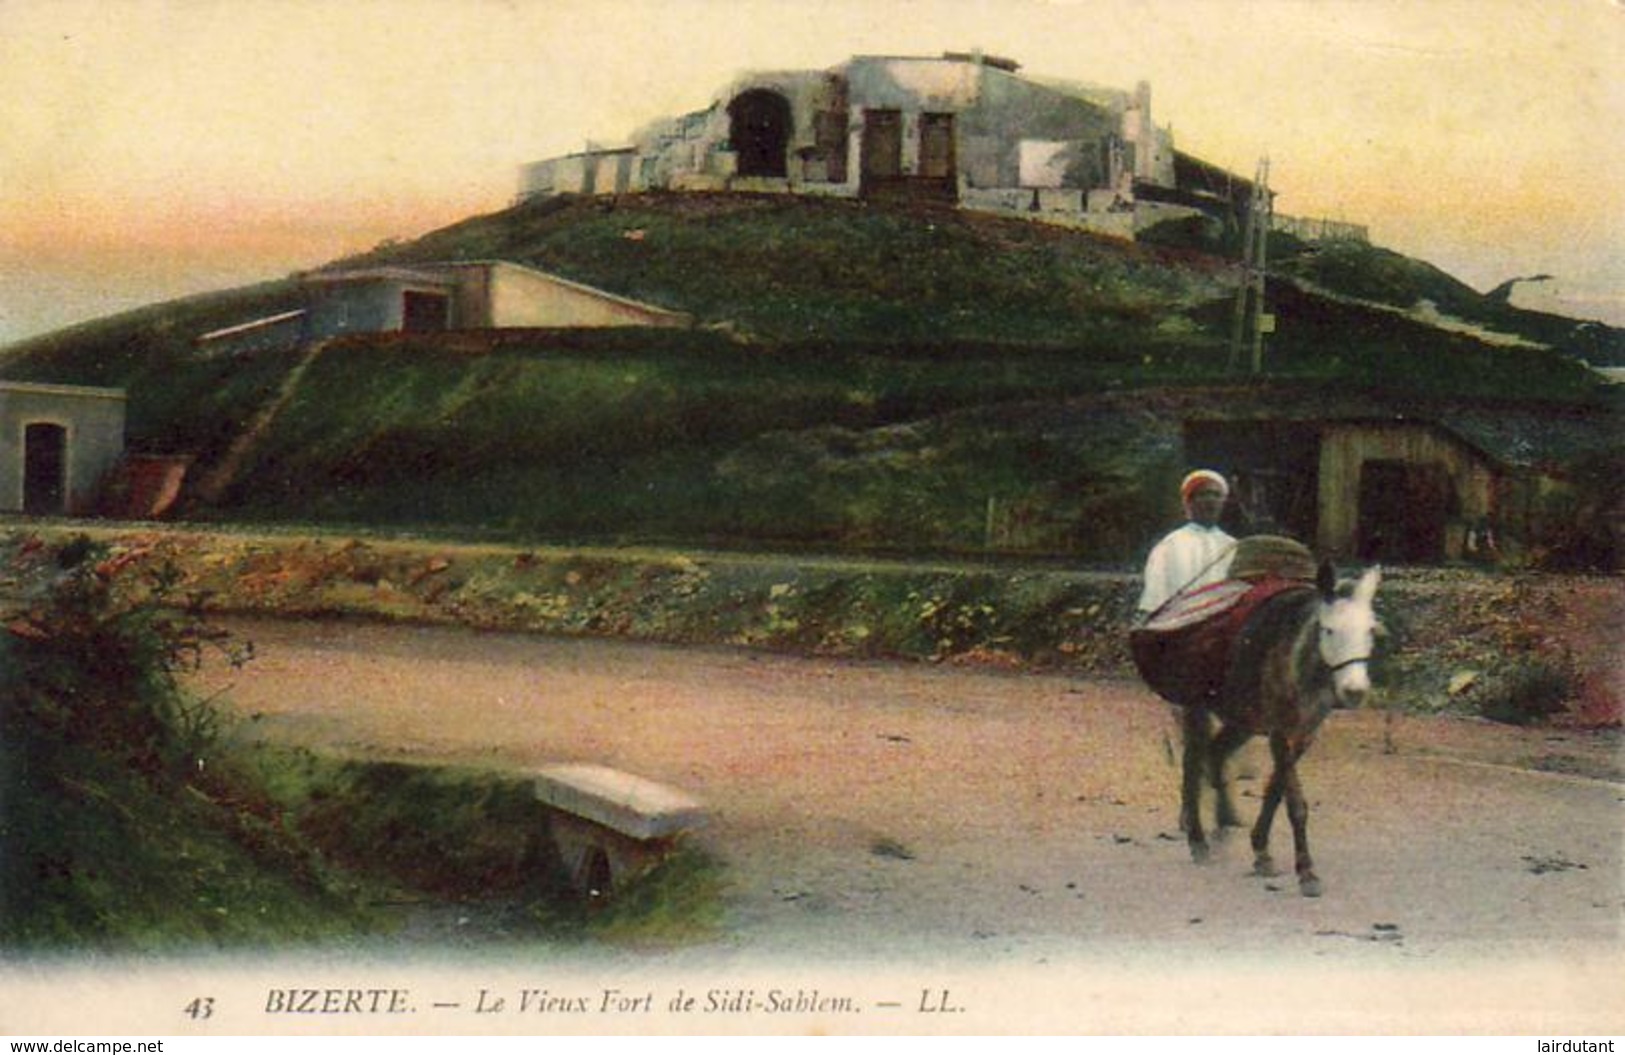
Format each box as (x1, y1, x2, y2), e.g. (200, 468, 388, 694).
(727, 89, 792, 178)
(24, 422, 67, 515)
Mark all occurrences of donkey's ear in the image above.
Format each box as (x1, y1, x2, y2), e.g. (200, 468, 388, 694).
(1316, 559, 1337, 600)
(1354, 565, 1382, 604)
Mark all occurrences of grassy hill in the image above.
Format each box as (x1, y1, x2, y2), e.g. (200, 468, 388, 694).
(326, 193, 1232, 344)
(1, 193, 1617, 559)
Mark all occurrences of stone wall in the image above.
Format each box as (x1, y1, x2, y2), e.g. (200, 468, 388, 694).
(1273, 214, 1370, 244)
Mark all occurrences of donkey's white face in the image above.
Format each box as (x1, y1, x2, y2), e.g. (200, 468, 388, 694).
(1316, 567, 1382, 705)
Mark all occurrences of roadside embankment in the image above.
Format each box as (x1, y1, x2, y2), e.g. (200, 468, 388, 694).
(4, 521, 1619, 727)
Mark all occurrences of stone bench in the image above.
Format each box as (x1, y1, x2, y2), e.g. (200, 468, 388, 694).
(529, 763, 708, 899)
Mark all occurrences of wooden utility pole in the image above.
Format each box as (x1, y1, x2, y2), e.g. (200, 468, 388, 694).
(1228, 157, 1272, 374)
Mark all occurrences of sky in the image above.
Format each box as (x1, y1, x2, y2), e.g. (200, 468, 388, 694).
(1, 0, 1622, 346)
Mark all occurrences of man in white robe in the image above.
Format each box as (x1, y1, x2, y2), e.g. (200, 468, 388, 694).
(1135, 469, 1237, 622)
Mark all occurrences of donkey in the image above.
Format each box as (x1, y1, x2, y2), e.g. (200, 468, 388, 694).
(1179, 561, 1382, 897)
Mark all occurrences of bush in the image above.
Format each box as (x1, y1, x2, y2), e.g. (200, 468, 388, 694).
(1, 535, 250, 778)
(1477, 660, 1574, 726)
(0, 533, 354, 949)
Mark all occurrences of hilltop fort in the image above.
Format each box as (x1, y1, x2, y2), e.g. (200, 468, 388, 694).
(518, 51, 1367, 245)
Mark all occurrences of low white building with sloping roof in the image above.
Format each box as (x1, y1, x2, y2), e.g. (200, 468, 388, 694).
(198, 260, 691, 356)
(0, 381, 126, 516)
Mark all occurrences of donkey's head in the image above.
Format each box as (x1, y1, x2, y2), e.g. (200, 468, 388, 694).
(1314, 561, 1382, 706)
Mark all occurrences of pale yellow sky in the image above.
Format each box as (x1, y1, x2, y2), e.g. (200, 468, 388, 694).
(2, 0, 1621, 343)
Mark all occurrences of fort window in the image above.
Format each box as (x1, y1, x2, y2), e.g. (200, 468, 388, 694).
(727, 89, 792, 178)
(919, 113, 956, 180)
(860, 109, 904, 193)
(812, 109, 849, 182)
(401, 291, 450, 333)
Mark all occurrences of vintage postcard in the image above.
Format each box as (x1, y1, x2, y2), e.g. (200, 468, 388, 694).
(0, 0, 1620, 1039)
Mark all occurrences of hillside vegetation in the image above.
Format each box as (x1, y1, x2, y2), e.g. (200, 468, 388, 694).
(0, 530, 720, 949)
(335, 193, 1231, 344)
(1, 193, 1616, 558)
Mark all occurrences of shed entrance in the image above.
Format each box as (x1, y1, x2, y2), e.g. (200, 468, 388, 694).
(23, 422, 67, 515)
(728, 89, 791, 178)
(1357, 459, 1451, 562)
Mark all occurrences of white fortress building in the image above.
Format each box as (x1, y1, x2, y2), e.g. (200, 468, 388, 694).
(518, 51, 1286, 241)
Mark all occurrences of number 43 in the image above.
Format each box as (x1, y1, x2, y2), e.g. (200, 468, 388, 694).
(184, 997, 215, 1020)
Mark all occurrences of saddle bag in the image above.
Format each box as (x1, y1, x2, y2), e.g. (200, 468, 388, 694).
(1130, 536, 1316, 710)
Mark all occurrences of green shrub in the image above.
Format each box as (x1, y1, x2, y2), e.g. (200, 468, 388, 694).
(0, 533, 368, 948)
(1477, 660, 1574, 726)
(295, 761, 564, 899)
(1, 535, 250, 778)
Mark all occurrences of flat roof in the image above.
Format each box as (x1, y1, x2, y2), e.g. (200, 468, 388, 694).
(198, 309, 307, 342)
(0, 380, 127, 401)
(302, 266, 458, 287)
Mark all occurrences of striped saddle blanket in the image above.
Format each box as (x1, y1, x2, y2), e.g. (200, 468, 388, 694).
(1129, 575, 1312, 710)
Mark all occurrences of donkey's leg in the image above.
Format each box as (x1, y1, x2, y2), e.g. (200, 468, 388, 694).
(1250, 733, 1291, 877)
(1277, 737, 1322, 897)
(1250, 776, 1284, 876)
(1208, 721, 1251, 832)
(1180, 706, 1212, 863)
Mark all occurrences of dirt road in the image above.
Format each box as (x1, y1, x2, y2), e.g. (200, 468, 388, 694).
(195, 615, 1623, 1031)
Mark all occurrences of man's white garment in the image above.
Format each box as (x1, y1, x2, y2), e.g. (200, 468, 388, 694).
(1137, 522, 1237, 617)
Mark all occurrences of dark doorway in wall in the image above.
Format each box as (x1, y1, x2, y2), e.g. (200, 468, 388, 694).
(1357, 459, 1451, 563)
(812, 108, 849, 183)
(728, 89, 792, 178)
(911, 112, 959, 202)
(23, 422, 67, 515)
(402, 291, 450, 333)
(860, 108, 904, 195)
(919, 113, 955, 177)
